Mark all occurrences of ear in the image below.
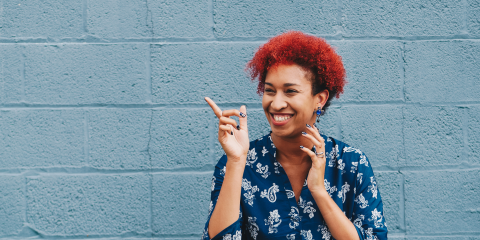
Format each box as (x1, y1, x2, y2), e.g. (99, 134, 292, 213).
(315, 90, 329, 109)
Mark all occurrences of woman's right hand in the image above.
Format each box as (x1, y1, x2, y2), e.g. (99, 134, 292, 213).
(205, 97, 249, 162)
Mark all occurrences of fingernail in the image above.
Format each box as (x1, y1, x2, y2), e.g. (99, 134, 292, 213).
(302, 131, 307, 135)
(300, 146, 304, 149)
(306, 124, 311, 128)
(236, 124, 240, 130)
(231, 131, 233, 135)
(239, 112, 246, 118)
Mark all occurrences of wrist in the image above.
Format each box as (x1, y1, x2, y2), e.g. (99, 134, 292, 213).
(310, 187, 329, 199)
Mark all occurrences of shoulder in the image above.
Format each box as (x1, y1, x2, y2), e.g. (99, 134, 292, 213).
(326, 137, 372, 171)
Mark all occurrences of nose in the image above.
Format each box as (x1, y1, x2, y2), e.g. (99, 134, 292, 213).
(270, 93, 288, 111)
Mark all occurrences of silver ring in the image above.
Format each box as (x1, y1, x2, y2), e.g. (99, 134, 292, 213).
(316, 151, 325, 158)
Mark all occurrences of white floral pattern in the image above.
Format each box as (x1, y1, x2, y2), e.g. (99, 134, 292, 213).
(202, 133, 387, 240)
(256, 162, 271, 179)
(264, 209, 282, 234)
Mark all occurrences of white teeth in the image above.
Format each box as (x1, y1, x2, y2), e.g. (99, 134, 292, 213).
(274, 115, 292, 122)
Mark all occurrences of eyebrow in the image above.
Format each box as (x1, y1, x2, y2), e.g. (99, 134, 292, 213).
(265, 82, 299, 87)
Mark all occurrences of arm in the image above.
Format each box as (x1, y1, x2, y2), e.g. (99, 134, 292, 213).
(302, 125, 359, 240)
(203, 98, 250, 239)
(208, 157, 246, 238)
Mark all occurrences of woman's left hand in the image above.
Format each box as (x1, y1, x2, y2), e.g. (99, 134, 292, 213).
(300, 124, 328, 195)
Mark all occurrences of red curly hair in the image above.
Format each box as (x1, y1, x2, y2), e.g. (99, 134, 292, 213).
(246, 31, 346, 111)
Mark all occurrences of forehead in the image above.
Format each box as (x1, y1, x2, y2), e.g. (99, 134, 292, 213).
(264, 64, 312, 87)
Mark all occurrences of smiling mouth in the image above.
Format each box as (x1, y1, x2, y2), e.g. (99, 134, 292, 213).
(270, 113, 294, 125)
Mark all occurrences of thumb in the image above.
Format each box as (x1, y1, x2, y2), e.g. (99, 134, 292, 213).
(239, 105, 248, 132)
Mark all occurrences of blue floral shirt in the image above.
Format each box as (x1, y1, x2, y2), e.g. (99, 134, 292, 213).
(202, 132, 388, 240)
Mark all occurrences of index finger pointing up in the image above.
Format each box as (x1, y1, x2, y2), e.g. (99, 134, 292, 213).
(204, 97, 222, 118)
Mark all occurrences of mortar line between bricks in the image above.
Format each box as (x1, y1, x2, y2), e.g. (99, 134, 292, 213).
(1, 36, 480, 44)
(82, 0, 88, 33)
(208, 0, 215, 38)
(336, 0, 343, 36)
(399, 171, 406, 232)
(400, 42, 406, 102)
(3, 101, 480, 109)
(21, 46, 26, 102)
(462, 0, 468, 35)
(462, 107, 470, 163)
(146, 45, 152, 103)
(2, 165, 479, 176)
(84, 110, 89, 167)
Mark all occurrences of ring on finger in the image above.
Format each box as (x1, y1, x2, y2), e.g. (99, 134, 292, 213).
(316, 151, 325, 158)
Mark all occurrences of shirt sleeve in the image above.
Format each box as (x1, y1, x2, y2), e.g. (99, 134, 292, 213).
(201, 154, 244, 240)
(351, 153, 388, 240)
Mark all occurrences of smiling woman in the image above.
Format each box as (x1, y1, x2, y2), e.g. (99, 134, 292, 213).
(202, 31, 388, 240)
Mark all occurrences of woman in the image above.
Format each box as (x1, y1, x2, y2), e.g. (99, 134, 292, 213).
(202, 31, 388, 240)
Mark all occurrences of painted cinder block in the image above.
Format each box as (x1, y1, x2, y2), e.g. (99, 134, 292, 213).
(152, 172, 211, 234)
(468, 106, 480, 165)
(87, 0, 150, 39)
(341, 106, 404, 168)
(23, 44, 148, 104)
(468, 0, 480, 37)
(26, 174, 150, 236)
(88, 109, 152, 169)
(0, 109, 84, 169)
(151, 43, 260, 104)
(149, 0, 212, 38)
(332, 41, 403, 102)
(342, 0, 463, 37)
(213, 0, 338, 38)
(404, 41, 480, 102)
(375, 171, 403, 233)
(0, 45, 24, 103)
(403, 106, 463, 166)
(150, 108, 214, 169)
(317, 105, 341, 140)
(405, 170, 480, 234)
(0, 176, 24, 236)
(0, 0, 83, 38)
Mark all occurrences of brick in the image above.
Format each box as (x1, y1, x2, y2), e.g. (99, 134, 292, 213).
(0, 110, 84, 169)
(404, 41, 480, 102)
(403, 106, 463, 166)
(375, 171, 402, 233)
(149, 0, 212, 38)
(342, 0, 463, 37)
(26, 174, 150, 235)
(468, 0, 480, 37)
(152, 172, 211, 234)
(0, 45, 23, 103)
(0, 0, 83, 38)
(151, 43, 260, 104)
(341, 106, 404, 168)
(0, 176, 24, 236)
(468, 106, 480, 165)
(24, 44, 148, 104)
(404, 170, 480, 234)
(87, 0, 150, 38)
(332, 41, 403, 102)
(88, 109, 152, 169)
(213, 0, 337, 38)
(150, 108, 214, 169)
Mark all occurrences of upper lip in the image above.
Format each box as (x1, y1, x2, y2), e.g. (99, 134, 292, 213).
(270, 112, 294, 115)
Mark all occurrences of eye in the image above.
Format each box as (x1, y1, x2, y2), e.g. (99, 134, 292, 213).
(264, 88, 275, 93)
(286, 89, 298, 93)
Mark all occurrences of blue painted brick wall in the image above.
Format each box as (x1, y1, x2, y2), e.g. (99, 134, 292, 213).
(0, 0, 479, 239)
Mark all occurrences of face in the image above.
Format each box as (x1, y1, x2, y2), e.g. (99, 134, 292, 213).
(262, 64, 325, 138)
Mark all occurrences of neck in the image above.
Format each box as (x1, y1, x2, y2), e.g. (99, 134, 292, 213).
(271, 131, 314, 166)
